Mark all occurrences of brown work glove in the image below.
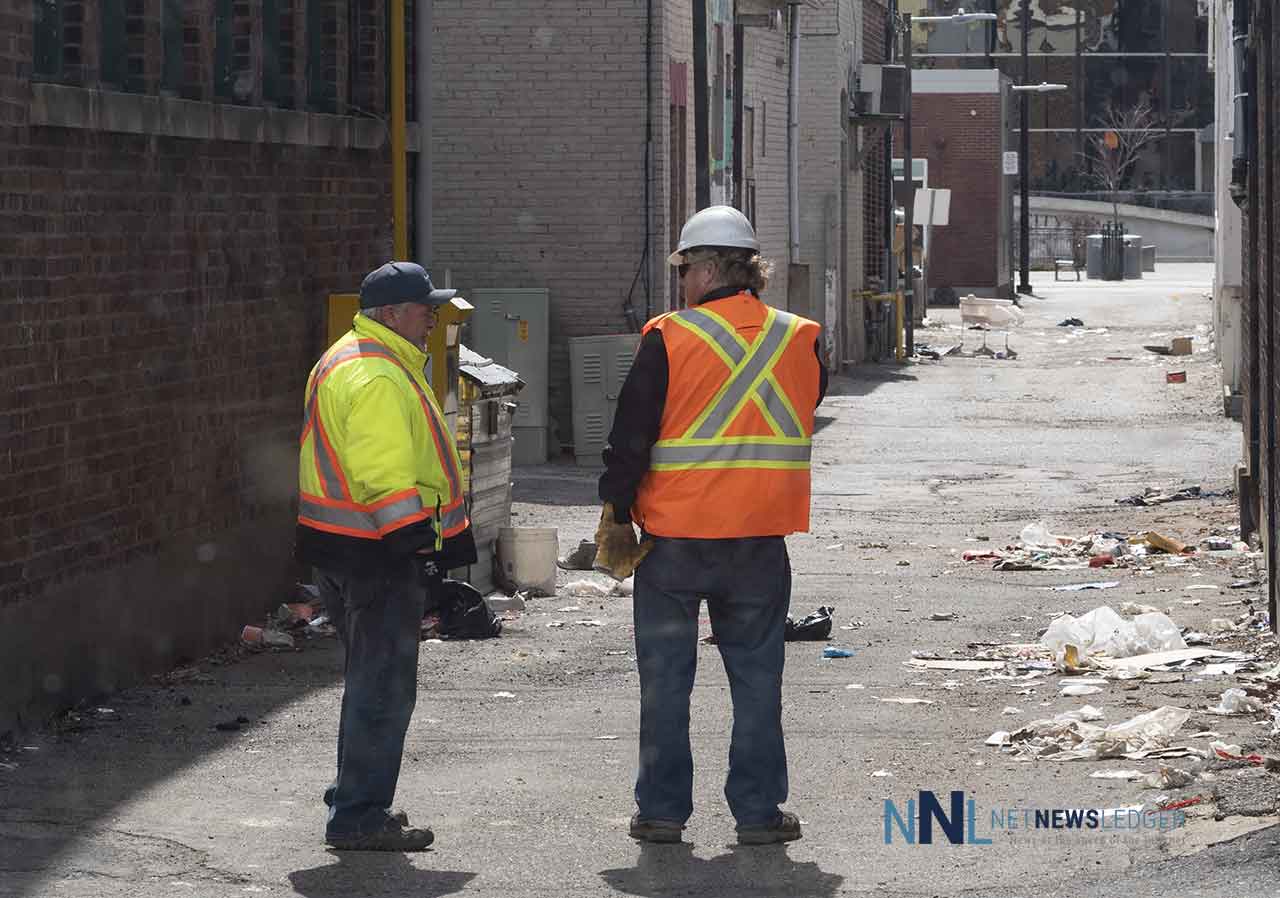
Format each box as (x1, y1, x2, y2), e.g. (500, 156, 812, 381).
(593, 502, 654, 581)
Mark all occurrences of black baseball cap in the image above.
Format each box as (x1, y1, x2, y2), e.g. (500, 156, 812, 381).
(359, 261, 457, 309)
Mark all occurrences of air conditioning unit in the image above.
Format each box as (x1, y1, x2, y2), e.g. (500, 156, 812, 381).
(852, 64, 906, 119)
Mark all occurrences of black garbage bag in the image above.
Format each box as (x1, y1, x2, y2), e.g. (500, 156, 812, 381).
(438, 579, 502, 639)
(784, 605, 834, 641)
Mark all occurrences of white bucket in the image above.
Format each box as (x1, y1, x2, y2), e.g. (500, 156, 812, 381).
(497, 527, 558, 596)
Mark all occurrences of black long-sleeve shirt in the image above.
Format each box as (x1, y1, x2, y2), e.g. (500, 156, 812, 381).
(599, 293, 828, 524)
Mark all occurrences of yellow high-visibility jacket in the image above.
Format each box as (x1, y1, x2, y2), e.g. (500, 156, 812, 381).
(295, 314, 469, 575)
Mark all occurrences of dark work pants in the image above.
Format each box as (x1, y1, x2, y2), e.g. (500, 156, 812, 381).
(315, 562, 425, 839)
(632, 536, 791, 827)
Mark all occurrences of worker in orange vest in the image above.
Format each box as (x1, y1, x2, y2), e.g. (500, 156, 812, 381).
(597, 206, 827, 845)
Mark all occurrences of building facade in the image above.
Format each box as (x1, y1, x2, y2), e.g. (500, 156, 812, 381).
(430, 1, 893, 452)
(1, 0, 396, 735)
(902, 0, 1213, 203)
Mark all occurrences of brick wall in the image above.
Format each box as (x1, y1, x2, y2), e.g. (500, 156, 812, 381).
(861, 0, 888, 287)
(896, 89, 1005, 293)
(0, 0, 392, 734)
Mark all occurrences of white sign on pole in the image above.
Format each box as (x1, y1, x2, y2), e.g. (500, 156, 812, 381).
(912, 188, 951, 227)
(1003, 151, 1019, 175)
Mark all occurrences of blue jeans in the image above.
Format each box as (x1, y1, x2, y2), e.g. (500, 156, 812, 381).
(316, 562, 425, 838)
(632, 536, 791, 827)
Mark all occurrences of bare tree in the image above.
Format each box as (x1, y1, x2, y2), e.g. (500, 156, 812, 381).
(1080, 103, 1162, 226)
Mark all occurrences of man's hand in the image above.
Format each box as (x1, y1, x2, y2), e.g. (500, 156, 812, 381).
(593, 503, 653, 580)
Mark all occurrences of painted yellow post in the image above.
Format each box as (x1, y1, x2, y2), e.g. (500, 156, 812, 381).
(327, 293, 360, 347)
(389, 0, 408, 260)
(427, 296, 473, 401)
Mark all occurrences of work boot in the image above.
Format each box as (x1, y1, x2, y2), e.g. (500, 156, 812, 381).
(326, 816, 434, 852)
(736, 811, 802, 846)
(629, 814, 684, 844)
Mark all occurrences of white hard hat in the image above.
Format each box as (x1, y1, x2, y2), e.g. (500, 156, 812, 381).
(666, 205, 760, 266)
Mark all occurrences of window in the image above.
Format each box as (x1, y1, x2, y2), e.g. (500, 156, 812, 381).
(33, 0, 62, 79)
(307, 0, 339, 113)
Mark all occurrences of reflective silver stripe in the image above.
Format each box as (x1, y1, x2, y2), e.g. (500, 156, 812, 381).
(371, 492, 426, 529)
(313, 427, 348, 498)
(756, 379, 803, 438)
(650, 441, 811, 465)
(677, 308, 747, 363)
(691, 311, 793, 439)
(441, 502, 468, 534)
(299, 497, 377, 534)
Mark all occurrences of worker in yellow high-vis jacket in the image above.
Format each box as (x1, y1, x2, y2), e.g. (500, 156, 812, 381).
(297, 261, 473, 852)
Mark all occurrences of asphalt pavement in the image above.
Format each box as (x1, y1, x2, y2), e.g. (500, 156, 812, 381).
(3, 264, 1277, 898)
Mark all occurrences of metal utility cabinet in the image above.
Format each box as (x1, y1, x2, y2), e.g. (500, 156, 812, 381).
(569, 334, 641, 465)
(466, 288, 550, 466)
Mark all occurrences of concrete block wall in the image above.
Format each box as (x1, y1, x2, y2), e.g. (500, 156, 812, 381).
(797, 0, 857, 361)
(430, 0, 651, 448)
(0, 0, 393, 736)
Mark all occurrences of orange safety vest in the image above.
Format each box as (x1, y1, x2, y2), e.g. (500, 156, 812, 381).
(297, 316, 468, 565)
(632, 292, 821, 539)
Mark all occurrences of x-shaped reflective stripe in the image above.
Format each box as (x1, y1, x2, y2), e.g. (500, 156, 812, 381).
(669, 306, 805, 440)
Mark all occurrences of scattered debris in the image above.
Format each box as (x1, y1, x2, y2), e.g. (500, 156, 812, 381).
(241, 626, 295, 649)
(1089, 770, 1144, 780)
(1058, 318, 1085, 327)
(1060, 684, 1104, 697)
(1047, 581, 1120, 592)
(870, 769, 894, 777)
(1041, 606, 1184, 661)
(558, 540, 598, 571)
(928, 612, 956, 622)
(492, 691, 516, 699)
(1120, 602, 1161, 615)
(879, 697, 934, 705)
(484, 594, 527, 613)
(822, 647, 855, 659)
(845, 683, 865, 690)
(786, 606, 835, 641)
(905, 659, 1006, 672)
(1166, 371, 1187, 384)
(1208, 688, 1267, 716)
(1145, 531, 1191, 555)
(563, 580, 613, 598)
(1100, 648, 1250, 674)
(994, 706, 1193, 761)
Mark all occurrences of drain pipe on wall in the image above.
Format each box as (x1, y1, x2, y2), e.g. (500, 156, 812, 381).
(787, 2, 801, 265)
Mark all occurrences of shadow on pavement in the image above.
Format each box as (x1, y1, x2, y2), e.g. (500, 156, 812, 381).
(825, 365, 917, 398)
(600, 842, 844, 897)
(0, 645, 346, 897)
(289, 852, 476, 897)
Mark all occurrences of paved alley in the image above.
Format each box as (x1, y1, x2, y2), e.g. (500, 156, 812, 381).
(3, 264, 1278, 898)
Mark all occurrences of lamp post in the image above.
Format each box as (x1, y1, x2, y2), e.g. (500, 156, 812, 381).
(1011, 80, 1069, 295)
(900, 8, 995, 355)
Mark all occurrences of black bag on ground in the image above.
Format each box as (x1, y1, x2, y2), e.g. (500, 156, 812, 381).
(785, 605, 834, 641)
(437, 579, 502, 639)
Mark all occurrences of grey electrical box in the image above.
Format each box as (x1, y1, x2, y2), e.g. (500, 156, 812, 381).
(466, 288, 550, 466)
(569, 334, 641, 466)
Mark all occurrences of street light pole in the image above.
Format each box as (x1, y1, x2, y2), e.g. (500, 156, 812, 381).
(1018, 0, 1032, 295)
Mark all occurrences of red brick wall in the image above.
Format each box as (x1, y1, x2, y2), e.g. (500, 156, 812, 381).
(0, 0, 392, 730)
(862, 0, 888, 286)
(896, 90, 1004, 291)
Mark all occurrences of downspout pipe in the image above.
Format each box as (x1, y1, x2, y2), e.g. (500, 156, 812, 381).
(414, 0, 432, 263)
(1230, 0, 1251, 208)
(787, 2, 801, 264)
(390, 0, 408, 259)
